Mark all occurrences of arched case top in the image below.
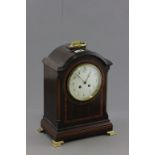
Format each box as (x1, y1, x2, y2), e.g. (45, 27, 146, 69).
(42, 44, 113, 71)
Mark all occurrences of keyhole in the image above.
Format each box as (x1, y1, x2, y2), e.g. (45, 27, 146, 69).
(79, 85, 82, 89)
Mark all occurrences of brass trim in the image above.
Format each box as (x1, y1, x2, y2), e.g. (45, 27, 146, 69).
(106, 130, 117, 136)
(37, 127, 44, 133)
(69, 40, 87, 49)
(51, 140, 64, 148)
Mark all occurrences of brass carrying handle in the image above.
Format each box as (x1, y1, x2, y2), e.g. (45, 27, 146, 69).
(68, 40, 87, 49)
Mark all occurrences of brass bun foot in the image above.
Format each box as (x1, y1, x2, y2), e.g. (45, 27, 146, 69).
(51, 140, 64, 148)
(37, 127, 44, 133)
(106, 130, 117, 136)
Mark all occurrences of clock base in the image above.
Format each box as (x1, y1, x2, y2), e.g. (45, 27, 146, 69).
(41, 118, 113, 141)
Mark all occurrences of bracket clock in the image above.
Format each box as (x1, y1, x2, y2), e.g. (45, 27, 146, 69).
(38, 41, 116, 147)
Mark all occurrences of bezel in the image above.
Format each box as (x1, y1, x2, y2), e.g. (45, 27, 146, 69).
(67, 63, 102, 102)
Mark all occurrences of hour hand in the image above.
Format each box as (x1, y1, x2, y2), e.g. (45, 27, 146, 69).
(85, 71, 91, 82)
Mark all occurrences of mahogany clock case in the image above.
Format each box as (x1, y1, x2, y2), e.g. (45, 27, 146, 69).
(41, 45, 113, 141)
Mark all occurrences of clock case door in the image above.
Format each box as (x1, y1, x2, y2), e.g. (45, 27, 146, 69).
(41, 44, 113, 141)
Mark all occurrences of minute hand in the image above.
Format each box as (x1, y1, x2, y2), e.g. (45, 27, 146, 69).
(85, 71, 91, 82)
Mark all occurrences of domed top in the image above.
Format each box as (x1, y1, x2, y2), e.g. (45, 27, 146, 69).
(42, 42, 112, 71)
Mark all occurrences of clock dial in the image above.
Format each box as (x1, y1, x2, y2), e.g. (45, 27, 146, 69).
(68, 63, 102, 101)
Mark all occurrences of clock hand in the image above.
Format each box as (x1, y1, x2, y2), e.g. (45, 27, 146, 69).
(75, 73, 85, 82)
(85, 71, 91, 83)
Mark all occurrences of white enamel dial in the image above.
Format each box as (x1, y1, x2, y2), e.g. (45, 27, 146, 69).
(68, 63, 102, 101)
